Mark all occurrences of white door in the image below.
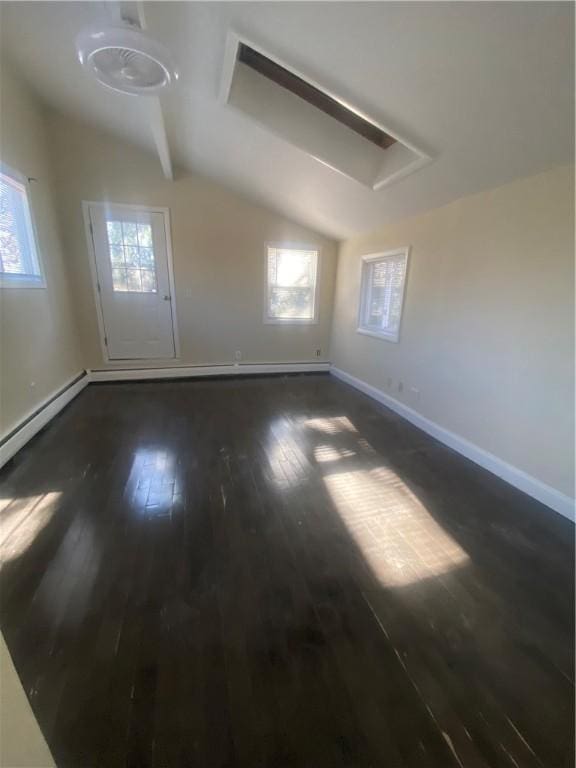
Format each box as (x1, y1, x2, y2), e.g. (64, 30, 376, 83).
(88, 204, 177, 360)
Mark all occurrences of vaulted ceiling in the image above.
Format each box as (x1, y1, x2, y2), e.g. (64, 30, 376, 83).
(1, 1, 573, 239)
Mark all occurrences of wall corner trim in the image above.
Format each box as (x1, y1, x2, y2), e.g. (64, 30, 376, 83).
(0, 371, 90, 469)
(330, 366, 575, 522)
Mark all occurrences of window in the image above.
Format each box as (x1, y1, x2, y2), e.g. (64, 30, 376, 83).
(106, 220, 157, 293)
(265, 245, 319, 323)
(357, 247, 409, 342)
(0, 165, 44, 287)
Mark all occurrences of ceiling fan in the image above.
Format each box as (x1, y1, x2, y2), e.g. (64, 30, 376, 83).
(75, 9, 178, 96)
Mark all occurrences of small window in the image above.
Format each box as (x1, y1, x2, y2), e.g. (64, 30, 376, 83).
(0, 165, 44, 288)
(265, 245, 319, 323)
(357, 247, 409, 342)
(105, 219, 157, 293)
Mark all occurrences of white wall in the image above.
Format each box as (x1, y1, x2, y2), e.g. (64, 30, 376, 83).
(331, 165, 575, 501)
(0, 65, 83, 435)
(45, 111, 338, 371)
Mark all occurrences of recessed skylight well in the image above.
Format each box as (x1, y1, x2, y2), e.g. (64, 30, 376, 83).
(220, 33, 432, 191)
(237, 44, 397, 152)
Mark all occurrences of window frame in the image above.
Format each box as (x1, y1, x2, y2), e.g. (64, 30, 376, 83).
(357, 246, 410, 343)
(263, 242, 321, 325)
(0, 162, 45, 289)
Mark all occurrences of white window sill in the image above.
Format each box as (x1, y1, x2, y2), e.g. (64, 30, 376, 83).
(264, 316, 318, 325)
(356, 326, 399, 343)
(0, 274, 45, 289)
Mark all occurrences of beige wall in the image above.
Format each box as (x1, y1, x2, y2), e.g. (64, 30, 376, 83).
(46, 111, 337, 370)
(0, 65, 83, 436)
(331, 165, 575, 498)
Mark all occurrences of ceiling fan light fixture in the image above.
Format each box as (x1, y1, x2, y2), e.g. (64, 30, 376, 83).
(76, 25, 178, 96)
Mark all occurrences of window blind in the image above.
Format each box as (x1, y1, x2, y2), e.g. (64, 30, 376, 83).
(359, 249, 408, 341)
(0, 170, 42, 284)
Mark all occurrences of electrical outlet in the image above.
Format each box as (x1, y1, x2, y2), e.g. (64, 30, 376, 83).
(315, 349, 322, 357)
(234, 350, 242, 361)
(397, 381, 404, 393)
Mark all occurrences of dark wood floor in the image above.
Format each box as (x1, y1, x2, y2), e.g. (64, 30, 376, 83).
(0, 374, 573, 768)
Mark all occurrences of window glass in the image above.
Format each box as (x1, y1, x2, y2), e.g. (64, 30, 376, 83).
(106, 220, 157, 293)
(266, 246, 319, 322)
(0, 169, 43, 287)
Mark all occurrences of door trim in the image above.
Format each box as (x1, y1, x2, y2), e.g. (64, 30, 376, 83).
(82, 201, 181, 364)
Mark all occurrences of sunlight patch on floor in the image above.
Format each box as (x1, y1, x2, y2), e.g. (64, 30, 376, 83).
(0, 496, 17, 514)
(313, 444, 356, 463)
(324, 466, 468, 587)
(305, 416, 358, 435)
(0, 492, 62, 565)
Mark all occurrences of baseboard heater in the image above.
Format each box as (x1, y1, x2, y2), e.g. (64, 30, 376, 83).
(0, 371, 90, 470)
(88, 361, 331, 382)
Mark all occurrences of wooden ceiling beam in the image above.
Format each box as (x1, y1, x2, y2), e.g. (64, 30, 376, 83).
(238, 44, 396, 151)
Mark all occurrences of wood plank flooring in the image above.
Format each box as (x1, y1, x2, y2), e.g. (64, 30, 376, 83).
(0, 373, 573, 767)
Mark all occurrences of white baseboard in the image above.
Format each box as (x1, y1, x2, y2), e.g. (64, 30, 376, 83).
(89, 362, 330, 382)
(0, 372, 89, 470)
(331, 366, 575, 522)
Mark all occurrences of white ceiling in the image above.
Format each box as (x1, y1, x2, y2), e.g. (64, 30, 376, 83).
(1, 1, 573, 240)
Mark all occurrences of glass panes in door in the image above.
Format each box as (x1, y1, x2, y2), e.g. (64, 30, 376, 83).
(106, 220, 157, 293)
